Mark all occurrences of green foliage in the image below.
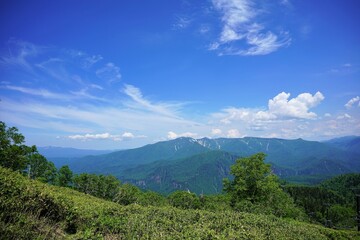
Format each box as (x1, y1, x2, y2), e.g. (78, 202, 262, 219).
(1, 166, 359, 239)
(138, 191, 168, 207)
(285, 174, 360, 228)
(73, 173, 121, 200)
(57, 165, 73, 187)
(0, 121, 35, 171)
(168, 191, 201, 209)
(321, 173, 360, 204)
(328, 205, 355, 228)
(224, 153, 274, 203)
(27, 152, 57, 183)
(113, 183, 142, 205)
(224, 153, 306, 219)
(199, 194, 232, 212)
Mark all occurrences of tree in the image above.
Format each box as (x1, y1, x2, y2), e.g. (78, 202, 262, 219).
(97, 175, 121, 200)
(0, 121, 36, 171)
(223, 153, 305, 219)
(223, 153, 277, 204)
(57, 165, 73, 187)
(27, 152, 57, 183)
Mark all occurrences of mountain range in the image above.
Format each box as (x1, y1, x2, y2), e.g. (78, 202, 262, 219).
(45, 136, 360, 195)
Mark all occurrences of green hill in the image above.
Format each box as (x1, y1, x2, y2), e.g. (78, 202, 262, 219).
(49, 137, 360, 193)
(1, 166, 359, 239)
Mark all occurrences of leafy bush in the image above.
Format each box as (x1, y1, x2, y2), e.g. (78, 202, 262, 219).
(73, 173, 121, 200)
(113, 183, 142, 205)
(168, 191, 201, 209)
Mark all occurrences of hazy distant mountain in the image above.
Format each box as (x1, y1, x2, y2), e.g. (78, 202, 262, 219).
(54, 137, 209, 173)
(324, 136, 360, 154)
(48, 136, 360, 194)
(38, 146, 115, 158)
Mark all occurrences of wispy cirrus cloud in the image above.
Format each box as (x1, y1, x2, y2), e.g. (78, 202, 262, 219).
(345, 96, 360, 109)
(173, 15, 193, 30)
(96, 62, 121, 84)
(123, 84, 187, 118)
(0, 39, 43, 72)
(210, 0, 291, 56)
(0, 40, 200, 147)
(1, 84, 71, 100)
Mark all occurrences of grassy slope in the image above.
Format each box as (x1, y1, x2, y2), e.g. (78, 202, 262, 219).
(1, 167, 359, 240)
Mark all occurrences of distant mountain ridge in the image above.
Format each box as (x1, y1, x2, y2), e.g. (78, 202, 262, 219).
(48, 136, 360, 194)
(38, 146, 115, 158)
(323, 136, 360, 154)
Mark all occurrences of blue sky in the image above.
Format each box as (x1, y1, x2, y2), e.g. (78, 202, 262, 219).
(0, 0, 359, 149)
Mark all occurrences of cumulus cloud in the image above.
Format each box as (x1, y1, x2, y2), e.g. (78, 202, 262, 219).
(345, 96, 360, 109)
(167, 131, 198, 140)
(218, 91, 325, 125)
(267, 91, 324, 119)
(210, 0, 291, 56)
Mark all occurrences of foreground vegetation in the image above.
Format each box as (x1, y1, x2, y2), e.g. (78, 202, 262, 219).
(2, 167, 360, 239)
(1, 121, 360, 239)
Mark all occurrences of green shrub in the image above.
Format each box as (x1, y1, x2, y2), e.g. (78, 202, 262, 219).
(168, 190, 201, 209)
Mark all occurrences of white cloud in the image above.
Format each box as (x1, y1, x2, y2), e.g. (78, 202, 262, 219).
(123, 84, 186, 118)
(210, 0, 291, 56)
(1, 84, 107, 102)
(0, 39, 42, 72)
(69, 133, 116, 141)
(227, 129, 241, 138)
(167, 131, 198, 140)
(83, 55, 103, 69)
(1, 85, 71, 100)
(217, 91, 324, 125)
(96, 62, 121, 83)
(345, 96, 360, 109)
(122, 132, 135, 139)
(324, 113, 331, 117)
(173, 16, 192, 29)
(211, 128, 223, 136)
(267, 91, 324, 119)
(68, 131, 146, 141)
(337, 113, 351, 120)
